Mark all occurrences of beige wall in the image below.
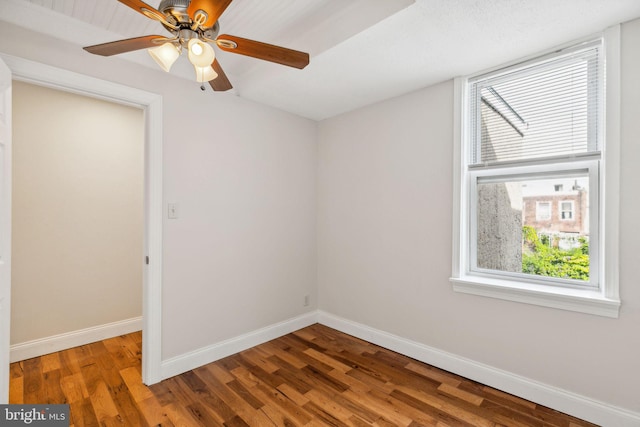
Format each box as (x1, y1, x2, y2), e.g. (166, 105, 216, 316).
(317, 20, 640, 414)
(5, 10, 639, 421)
(0, 22, 318, 364)
(11, 81, 143, 344)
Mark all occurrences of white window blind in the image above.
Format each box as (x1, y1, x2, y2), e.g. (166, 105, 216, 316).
(469, 41, 601, 166)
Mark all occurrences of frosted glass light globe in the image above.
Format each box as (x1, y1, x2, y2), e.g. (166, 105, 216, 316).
(148, 43, 180, 72)
(188, 39, 215, 68)
(194, 65, 219, 82)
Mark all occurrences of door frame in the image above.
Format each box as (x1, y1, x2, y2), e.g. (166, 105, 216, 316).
(0, 53, 163, 387)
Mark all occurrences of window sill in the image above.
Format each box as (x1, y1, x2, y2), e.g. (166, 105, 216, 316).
(450, 276, 620, 318)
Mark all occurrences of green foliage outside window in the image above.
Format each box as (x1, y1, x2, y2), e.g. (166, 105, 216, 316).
(522, 225, 589, 281)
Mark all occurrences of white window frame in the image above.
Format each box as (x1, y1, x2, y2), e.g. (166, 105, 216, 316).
(469, 161, 598, 288)
(559, 200, 574, 220)
(450, 26, 621, 318)
(536, 201, 551, 221)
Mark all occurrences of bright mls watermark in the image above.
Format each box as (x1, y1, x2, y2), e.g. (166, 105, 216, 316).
(1, 405, 69, 426)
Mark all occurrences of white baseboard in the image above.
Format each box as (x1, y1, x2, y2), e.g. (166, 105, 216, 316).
(10, 316, 143, 362)
(317, 310, 640, 427)
(160, 311, 319, 380)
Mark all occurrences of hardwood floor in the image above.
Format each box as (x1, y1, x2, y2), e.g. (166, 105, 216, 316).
(9, 324, 598, 427)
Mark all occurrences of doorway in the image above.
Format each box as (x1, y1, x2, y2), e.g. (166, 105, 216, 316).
(0, 55, 163, 396)
(11, 81, 144, 360)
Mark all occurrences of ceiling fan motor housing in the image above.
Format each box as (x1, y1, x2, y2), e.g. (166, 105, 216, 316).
(158, 0, 190, 28)
(158, 0, 219, 39)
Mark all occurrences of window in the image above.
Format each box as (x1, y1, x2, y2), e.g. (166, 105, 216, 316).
(536, 201, 551, 221)
(451, 29, 621, 318)
(560, 201, 574, 220)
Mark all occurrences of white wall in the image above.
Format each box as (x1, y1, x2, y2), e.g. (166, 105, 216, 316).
(317, 21, 640, 416)
(11, 81, 143, 345)
(0, 22, 318, 362)
(3, 10, 639, 422)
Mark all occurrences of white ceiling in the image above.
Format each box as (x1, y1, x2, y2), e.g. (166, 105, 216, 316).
(3, 0, 640, 120)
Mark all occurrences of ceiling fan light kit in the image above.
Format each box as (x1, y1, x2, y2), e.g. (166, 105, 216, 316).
(148, 42, 181, 72)
(83, 0, 310, 92)
(187, 38, 215, 68)
(195, 65, 218, 83)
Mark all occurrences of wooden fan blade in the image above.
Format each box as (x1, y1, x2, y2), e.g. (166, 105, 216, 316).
(188, 0, 233, 28)
(216, 35, 309, 69)
(118, 0, 166, 22)
(83, 35, 168, 56)
(209, 59, 233, 92)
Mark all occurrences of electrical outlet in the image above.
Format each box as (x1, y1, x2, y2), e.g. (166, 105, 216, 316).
(304, 295, 310, 306)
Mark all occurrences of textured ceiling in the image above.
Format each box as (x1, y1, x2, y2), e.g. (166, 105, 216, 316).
(3, 0, 640, 120)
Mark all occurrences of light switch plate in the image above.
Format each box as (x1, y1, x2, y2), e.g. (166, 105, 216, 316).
(168, 203, 179, 219)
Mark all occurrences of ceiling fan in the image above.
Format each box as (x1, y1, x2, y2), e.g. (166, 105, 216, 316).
(83, 0, 310, 92)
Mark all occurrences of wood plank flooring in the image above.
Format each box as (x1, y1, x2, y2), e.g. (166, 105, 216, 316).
(9, 324, 598, 427)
